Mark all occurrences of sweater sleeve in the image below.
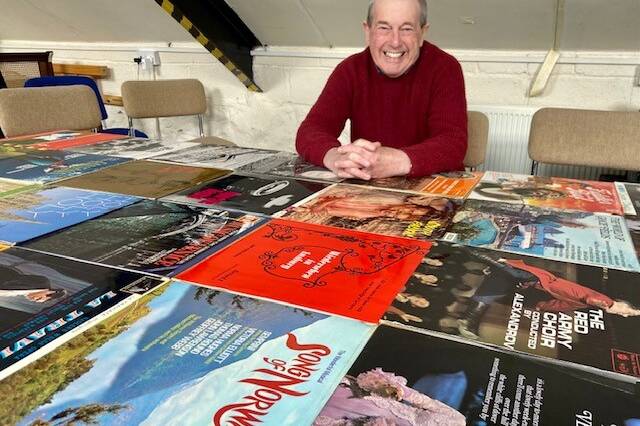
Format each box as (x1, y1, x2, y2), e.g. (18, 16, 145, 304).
(295, 61, 353, 167)
(399, 58, 468, 177)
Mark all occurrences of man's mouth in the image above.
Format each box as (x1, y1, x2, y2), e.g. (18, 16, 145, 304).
(384, 50, 405, 59)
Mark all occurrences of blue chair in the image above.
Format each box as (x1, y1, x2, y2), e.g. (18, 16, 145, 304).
(24, 76, 147, 138)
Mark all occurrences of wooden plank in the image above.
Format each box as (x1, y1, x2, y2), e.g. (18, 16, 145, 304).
(103, 94, 123, 106)
(53, 63, 109, 78)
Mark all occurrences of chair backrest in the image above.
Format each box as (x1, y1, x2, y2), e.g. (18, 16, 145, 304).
(464, 111, 489, 169)
(0, 86, 102, 137)
(0, 51, 54, 88)
(529, 108, 640, 172)
(121, 79, 207, 119)
(25, 76, 108, 120)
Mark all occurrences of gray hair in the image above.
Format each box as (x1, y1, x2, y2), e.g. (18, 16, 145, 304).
(366, 0, 428, 27)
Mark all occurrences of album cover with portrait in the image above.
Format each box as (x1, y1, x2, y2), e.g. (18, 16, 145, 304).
(469, 171, 623, 215)
(0, 246, 165, 379)
(277, 184, 462, 241)
(315, 325, 640, 425)
(383, 241, 640, 381)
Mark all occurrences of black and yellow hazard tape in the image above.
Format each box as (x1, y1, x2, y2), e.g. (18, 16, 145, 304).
(155, 0, 262, 92)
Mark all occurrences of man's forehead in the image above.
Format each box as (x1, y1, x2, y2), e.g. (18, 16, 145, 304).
(374, 19, 418, 27)
(371, 0, 421, 23)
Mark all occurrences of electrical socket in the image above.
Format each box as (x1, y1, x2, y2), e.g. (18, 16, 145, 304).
(136, 49, 161, 70)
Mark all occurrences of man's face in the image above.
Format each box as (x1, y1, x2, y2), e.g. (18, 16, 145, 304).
(364, 0, 427, 78)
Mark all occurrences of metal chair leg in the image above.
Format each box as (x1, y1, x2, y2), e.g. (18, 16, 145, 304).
(531, 160, 539, 176)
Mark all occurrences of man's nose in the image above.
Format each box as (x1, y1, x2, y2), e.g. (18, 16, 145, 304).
(390, 29, 402, 46)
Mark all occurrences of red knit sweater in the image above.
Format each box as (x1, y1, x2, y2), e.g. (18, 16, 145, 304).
(296, 42, 467, 177)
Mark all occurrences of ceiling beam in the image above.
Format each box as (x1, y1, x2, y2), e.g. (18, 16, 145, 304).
(529, 0, 565, 97)
(154, 0, 262, 92)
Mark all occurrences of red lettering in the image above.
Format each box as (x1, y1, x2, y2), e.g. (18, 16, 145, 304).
(213, 402, 263, 426)
(240, 368, 308, 397)
(285, 333, 331, 356)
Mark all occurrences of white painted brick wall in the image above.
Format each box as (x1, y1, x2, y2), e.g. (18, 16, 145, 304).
(1, 41, 638, 152)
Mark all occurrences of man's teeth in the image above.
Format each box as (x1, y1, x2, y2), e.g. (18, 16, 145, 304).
(384, 51, 404, 58)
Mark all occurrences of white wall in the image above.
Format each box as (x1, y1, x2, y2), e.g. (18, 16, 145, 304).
(1, 40, 639, 152)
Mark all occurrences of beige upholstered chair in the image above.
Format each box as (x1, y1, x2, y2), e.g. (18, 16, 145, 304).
(0, 51, 54, 89)
(464, 111, 489, 170)
(121, 79, 235, 146)
(0, 86, 101, 137)
(529, 108, 640, 174)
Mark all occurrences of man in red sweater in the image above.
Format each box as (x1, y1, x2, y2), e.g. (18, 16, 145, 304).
(296, 0, 467, 179)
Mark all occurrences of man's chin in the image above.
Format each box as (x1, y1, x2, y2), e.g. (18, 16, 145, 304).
(377, 61, 411, 78)
(380, 67, 405, 78)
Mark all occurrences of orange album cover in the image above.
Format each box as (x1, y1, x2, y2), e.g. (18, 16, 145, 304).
(1, 130, 127, 151)
(1, 130, 90, 143)
(346, 171, 482, 199)
(27, 133, 128, 150)
(177, 219, 431, 323)
(419, 171, 483, 198)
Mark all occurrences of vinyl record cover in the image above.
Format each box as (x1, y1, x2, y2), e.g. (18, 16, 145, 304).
(177, 219, 431, 323)
(626, 216, 640, 261)
(234, 150, 300, 174)
(162, 173, 329, 216)
(469, 171, 624, 215)
(616, 182, 640, 216)
(347, 171, 483, 198)
(383, 241, 640, 380)
(72, 137, 200, 159)
(615, 182, 640, 262)
(0, 130, 88, 145)
(445, 199, 640, 271)
(0, 150, 131, 184)
(0, 186, 139, 244)
(258, 154, 343, 182)
(0, 131, 126, 151)
(0, 179, 36, 198)
(0, 246, 165, 380)
(315, 325, 640, 426)
(278, 185, 461, 241)
(152, 145, 281, 170)
(60, 160, 229, 198)
(23, 200, 265, 276)
(3, 281, 374, 426)
(0, 146, 27, 160)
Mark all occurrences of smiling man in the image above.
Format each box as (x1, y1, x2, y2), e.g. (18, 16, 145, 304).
(296, 0, 467, 179)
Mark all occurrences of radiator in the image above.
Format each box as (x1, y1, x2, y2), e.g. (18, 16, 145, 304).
(470, 105, 621, 180)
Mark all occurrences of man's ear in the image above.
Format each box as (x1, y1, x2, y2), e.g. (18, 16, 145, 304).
(421, 23, 430, 41)
(363, 21, 371, 45)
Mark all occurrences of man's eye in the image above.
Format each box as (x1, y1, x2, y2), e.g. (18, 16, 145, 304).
(377, 26, 391, 31)
(401, 27, 414, 32)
